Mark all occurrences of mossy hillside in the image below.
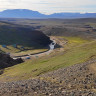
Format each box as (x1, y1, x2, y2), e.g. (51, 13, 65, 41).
(0, 37, 96, 81)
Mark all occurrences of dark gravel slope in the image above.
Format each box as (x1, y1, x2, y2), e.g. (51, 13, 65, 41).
(0, 21, 51, 48)
(0, 53, 23, 69)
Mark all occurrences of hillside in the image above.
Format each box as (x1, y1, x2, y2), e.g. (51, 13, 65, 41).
(35, 18, 96, 39)
(0, 19, 96, 95)
(0, 60, 96, 96)
(0, 37, 96, 95)
(2, 18, 96, 39)
(0, 21, 51, 48)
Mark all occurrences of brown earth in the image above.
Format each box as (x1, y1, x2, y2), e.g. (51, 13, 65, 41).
(2, 18, 96, 39)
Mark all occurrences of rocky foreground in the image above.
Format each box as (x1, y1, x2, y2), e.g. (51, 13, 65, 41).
(0, 60, 96, 96)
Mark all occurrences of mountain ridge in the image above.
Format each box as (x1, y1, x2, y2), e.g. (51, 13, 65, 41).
(0, 9, 96, 18)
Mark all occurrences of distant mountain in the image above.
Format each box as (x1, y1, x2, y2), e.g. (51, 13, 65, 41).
(49, 13, 96, 18)
(0, 9, 46, 18)
(0, 9, 96, 18)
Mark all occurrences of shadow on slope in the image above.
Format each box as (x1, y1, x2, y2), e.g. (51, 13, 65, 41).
(0, 21, 52, 49)
(0, 53, 23, 75)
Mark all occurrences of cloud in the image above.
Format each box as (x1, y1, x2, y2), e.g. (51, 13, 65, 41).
(0, 0, 96, 14)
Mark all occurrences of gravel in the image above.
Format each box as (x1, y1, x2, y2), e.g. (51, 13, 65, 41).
(0, 60, 96, 96)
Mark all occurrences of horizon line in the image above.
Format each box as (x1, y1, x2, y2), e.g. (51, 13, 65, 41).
(0, 9, 96, 15)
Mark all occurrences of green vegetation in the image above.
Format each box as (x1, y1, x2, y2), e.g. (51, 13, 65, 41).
(0, 45, 21, 53)
(0, 36, 96, 81)
(60, 36, 90, 50)
(0, 45, 47, 56)
(63, 36, 88, 43)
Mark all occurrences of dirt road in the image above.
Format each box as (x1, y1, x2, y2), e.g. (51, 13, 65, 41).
(13, 40, 56, 60)
(12, 36, 67, 60)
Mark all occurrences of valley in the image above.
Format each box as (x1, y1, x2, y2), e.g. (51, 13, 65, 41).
(0, 18, 96, 96)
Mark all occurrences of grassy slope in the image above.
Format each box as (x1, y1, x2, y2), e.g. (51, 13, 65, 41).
(0, 45, 47, 56)
(0, 36, 96, 81)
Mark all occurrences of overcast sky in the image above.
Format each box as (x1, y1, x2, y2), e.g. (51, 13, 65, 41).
(0, 0, 96, 14)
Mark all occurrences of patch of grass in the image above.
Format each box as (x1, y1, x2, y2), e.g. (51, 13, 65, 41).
(60, 36, 90, 50)
(63, 36, 88, 43)
(0, 37, 96, 81)
(0, 45, 47, 56)
(87, 23, 96, 29)
(12, 49, 47, 56)
(0, 45, 21, 53)
(40, 60, 49, 63)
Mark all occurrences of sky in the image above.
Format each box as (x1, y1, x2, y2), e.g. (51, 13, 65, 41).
(0, 0, 96, 14)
